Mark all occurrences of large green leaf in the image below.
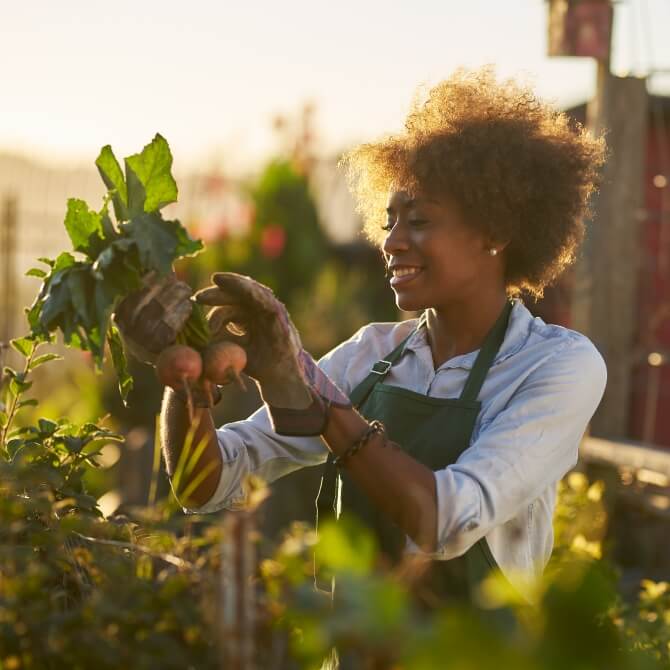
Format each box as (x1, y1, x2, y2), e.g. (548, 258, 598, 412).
(123, 213, 179, 274)
(107, 325, 133, 405)
(53, 252, 77, 273)
(92, 239, 142, 297)
(170, 219, 203, 258)
(125, 164, 147, 218)
(67, 269, 95, 329)
(27, 255, 75, 336)
(86, 325, 105, 363)
(93, 280, 115, 346)
(40, 271, 74, 331)
(99, 206, 117, 240)
(124, 134, 178, 214)
(64, 199, 103, 257)
(96, 145, 129, 221)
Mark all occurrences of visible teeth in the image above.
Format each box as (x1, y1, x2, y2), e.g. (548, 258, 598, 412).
(394, 267, 421, 277)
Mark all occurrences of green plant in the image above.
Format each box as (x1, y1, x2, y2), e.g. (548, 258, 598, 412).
(0, 336, 224, 669)
(24, 134, 208, 404)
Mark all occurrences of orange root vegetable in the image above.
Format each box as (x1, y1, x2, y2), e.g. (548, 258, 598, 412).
(203, 341, 247, 391)
(156, 345, 203, 390)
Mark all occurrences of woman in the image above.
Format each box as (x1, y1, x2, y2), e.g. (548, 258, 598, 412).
(133, 67, 607, 607)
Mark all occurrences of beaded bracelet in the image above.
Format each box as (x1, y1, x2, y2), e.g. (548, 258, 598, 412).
(332, 419, 386, 468)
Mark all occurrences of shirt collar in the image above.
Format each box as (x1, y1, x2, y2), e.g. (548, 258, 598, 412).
(400, 299, 532, 371)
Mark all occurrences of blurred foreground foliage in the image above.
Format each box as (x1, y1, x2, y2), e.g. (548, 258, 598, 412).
(1, 337, 669, 669)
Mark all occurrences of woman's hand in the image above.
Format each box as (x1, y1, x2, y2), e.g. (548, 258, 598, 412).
(194, 272, 351, 435)
(113, 272, 193, 365)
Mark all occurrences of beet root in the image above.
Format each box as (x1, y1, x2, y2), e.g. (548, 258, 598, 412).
(203, 341, 247, 390)
(156, 345, 203, 390)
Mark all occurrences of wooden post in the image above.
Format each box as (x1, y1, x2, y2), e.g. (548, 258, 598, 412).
(574, 73, 649, 439)
(1, 195, 18, 344)
(220, 511, 257, 670)
(560, 0, 650, 440)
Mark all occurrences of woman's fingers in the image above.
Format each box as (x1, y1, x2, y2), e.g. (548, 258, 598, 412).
(207, 305, 244, 332)
(193, 286, 238, 306)
(206, 306, 251, 345)
(211, 272, 278, 313)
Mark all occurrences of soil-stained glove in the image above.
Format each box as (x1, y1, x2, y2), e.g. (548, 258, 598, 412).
(113, 272, 193, 365)
(194, 272, 352, 436)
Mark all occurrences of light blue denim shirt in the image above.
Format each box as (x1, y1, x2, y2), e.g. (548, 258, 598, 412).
(192, 299, 607, 597)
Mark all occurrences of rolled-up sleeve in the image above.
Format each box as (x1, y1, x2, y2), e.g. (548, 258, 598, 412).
(432, 337, 607, 559)
(189, 405, 330, 514)
(186, 326, 372, 514)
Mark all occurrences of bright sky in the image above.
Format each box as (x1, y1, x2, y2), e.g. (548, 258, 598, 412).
(2, 0, 670, 174)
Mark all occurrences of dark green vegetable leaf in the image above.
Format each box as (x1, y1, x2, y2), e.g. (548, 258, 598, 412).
(123, 213, 180, 274)
(64, 198, 103, 256)
(107, 325, 133, 405)
(100, 205, 117, 240)
(92, 239, 142, 297)
(93, 280, 115, 348)
(67, 269, 95, 330)
(124, 134, 178, 213)
(170, 218, 204, 258)
(40, 274, 73, 331)
(53, 252, 77, 272)
(60, 310, 85, 349)
(96, 145, 129, 221)
(126, 164, 147, 219)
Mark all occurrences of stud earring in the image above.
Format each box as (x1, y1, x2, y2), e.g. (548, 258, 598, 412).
(489, 248, 498, 257)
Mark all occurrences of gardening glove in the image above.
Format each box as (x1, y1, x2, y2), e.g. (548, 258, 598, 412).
(113, 271, 193, 366)
(194, 272, 352, 436)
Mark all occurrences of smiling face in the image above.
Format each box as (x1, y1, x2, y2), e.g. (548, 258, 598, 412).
(382, 189, 503, 312)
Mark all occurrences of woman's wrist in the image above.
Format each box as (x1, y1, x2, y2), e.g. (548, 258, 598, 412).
(322, 404, 373, 461)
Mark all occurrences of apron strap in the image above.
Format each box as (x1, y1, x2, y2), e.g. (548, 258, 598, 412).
(348, 330, 414, 409)
(350, 301, 513, 408)
(316, 302, 512, 523)
(316, 323, 417, 533)
(458, 300, 513, 402)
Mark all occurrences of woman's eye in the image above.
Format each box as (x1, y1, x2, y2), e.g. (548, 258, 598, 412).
(380, 219, 427, 232)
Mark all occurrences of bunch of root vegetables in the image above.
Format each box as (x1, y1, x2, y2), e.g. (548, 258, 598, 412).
(24, 134, 250, 415)
(157, 339, 248, 418)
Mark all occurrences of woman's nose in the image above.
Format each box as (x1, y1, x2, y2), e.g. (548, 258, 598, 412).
(382, 222, 410, 256)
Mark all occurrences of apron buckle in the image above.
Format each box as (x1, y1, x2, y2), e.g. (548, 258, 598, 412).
(371, 360, 392, 375)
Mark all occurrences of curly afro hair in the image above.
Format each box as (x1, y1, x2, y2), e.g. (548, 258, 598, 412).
(339, 66, 607, 298)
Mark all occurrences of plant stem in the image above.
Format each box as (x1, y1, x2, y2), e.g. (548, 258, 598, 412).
(0, 344, 36, 452)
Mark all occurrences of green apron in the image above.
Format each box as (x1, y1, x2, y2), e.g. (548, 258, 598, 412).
(316, 300, 514, 606)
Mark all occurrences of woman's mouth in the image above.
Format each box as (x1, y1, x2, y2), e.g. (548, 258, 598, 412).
(390, 266, 424, 287)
